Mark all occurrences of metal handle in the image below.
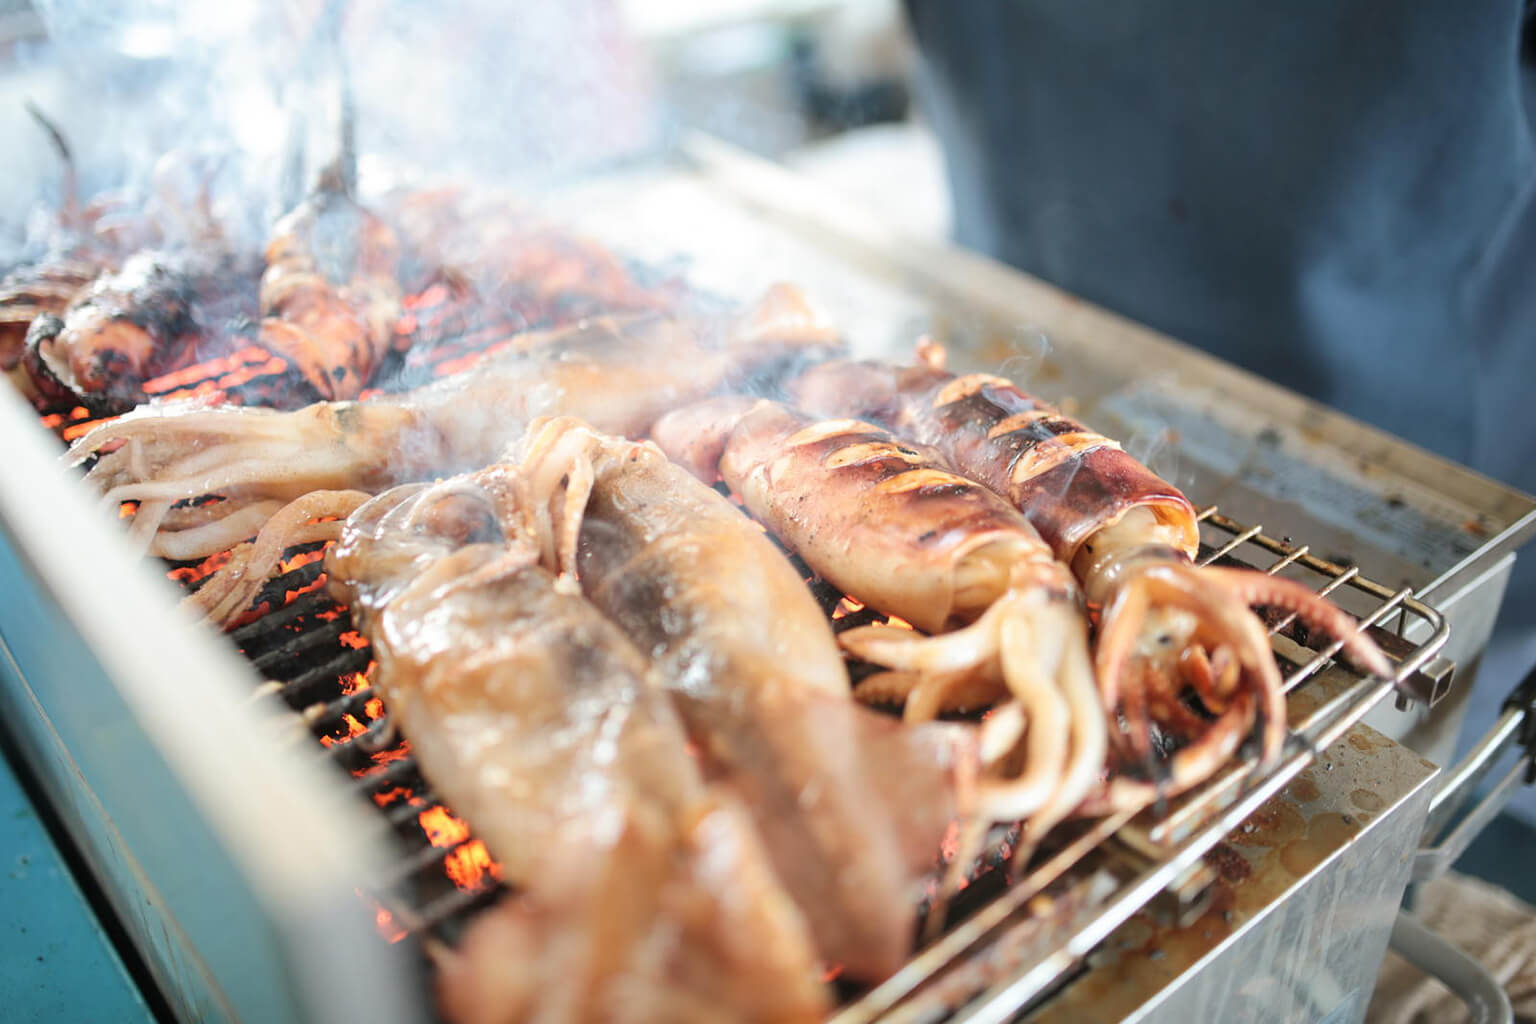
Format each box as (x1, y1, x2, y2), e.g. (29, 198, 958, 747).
(1414, 664, 1536, 882)
(1388, 912, 1513, 1024)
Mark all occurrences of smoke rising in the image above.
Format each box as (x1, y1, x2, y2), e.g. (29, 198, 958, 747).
(4, 0, 663, 261)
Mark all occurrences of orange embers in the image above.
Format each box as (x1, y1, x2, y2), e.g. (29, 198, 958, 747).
(419, 805, 470, 846)
(320, 664, 383, 749)
(166, 548, 233, 587)
(141, 345, 284, 399)
(277, 547, 327, 575)
(419, 807, 503, 890)
(320, 714, 370, 748)
(832, 596, 866, 620)
(445, 842, 501, 890)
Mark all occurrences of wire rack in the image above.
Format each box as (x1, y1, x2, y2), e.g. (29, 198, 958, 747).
(200, 497, 1450, 1023)
(832, 504, 1451, 1023)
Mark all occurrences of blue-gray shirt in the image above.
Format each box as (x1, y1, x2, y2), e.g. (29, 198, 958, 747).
(906, 1, 1536, 640)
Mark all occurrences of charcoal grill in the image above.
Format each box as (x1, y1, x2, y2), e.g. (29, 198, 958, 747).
(0, 138, 1531, 1024)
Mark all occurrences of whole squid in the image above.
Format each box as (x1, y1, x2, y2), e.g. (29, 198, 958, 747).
(68, 284, 840, 569)
(652, 396, 1106, 852)
(510, 416, 974, 981)
(792, 344, 1390, 807)
(327, 468, 828, 1024)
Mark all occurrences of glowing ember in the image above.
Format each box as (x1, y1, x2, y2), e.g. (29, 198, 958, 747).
(166, 549, 233, 586)
(419, 805, 471, 848)
(142, 346, 275, 393)
(339, 630, 369, 650)
(319, 713, 369, 748)
(216, 357, 289, 390)
(831, 596, 865, 619)
(444, 840, 501, 890)
(371, 785, 418, 808)
(351, 740, 413, 778)
(276, 548, 328, 574)
(364, 696, 385, 721)
(62, 416, 112, 442)
(885, 614, 915, 631)
(821, 964, 845, 984)
(281, 575, 328, 603)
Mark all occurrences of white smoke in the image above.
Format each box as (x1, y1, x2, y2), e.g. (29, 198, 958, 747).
(4, 0, 664, 258)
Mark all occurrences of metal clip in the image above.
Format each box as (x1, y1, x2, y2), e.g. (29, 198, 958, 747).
(1370, 622, 1455, 711)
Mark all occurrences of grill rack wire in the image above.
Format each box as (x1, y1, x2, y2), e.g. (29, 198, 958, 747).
(195, 497, 1448, 1022)
(36, 219, 1450, 1019)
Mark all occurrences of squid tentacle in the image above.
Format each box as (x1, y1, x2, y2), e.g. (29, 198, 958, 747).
(186, 489, 371, 626)
(1208, 567, 1394, 678)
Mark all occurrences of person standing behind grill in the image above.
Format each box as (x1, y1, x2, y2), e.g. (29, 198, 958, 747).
(903, 1, 1536, 815)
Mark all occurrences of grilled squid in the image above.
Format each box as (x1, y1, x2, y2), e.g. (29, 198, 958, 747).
(792, 346, 1391, 808)
(5, 107, 248, 412)
(1, 259, 99, 401)
(652, 397, 1105, 851)
(509, 416, 972, 981)
(66, 284, 840, 566)
(327, 470, 828, 1023)
(21, 249, 260, 415)
(256, 165, 403, 400)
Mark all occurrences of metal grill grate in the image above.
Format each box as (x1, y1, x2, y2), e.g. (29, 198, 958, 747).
(56, 231, 1449, 1020)
(186, 496, 1450, 1022)
(831, 507, 1450, 1022)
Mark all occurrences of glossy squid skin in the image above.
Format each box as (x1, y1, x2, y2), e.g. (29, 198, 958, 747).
(792, 360, 1200, 565)
(657, 397, 1075, 634)
(792, 356, 1390, 796)
(328, 473, 827, 1024)
(69, 285, 842, 561)
(258, 178, 403, 400)
(21, 249, 259, 415)
(520, 419, 967, 981)
(653, 399, 1109, 862)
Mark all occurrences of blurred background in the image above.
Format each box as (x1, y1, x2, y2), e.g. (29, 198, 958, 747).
(0, 0, 948, 253)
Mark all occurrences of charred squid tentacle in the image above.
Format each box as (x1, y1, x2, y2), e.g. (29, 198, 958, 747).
(1208, 566, 1394, 678)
